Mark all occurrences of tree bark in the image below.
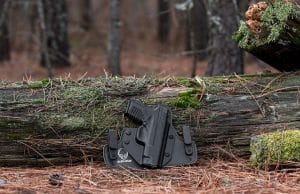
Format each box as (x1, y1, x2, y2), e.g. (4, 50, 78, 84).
(186, 0, 209, 77)
(0, 0, 10, 62)
(40, 0, 70, 68)
(79, 0, 92, 31)
(205, 0, 244, 76)
(108, 0, 121, 76)
(0, 72, 300, 166)
(157, 0, 171, 43)
(185, 0, 208, 59)
(234, 0, 300, 72)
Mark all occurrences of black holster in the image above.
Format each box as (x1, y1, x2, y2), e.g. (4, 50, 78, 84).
(103, 99, 197, 168)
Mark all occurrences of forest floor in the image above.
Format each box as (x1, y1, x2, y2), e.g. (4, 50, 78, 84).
(0, 159, 299, 194)
(0, 49, 276, 81)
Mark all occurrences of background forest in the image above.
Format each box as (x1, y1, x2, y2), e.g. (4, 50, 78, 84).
(0, 0, 276, 81)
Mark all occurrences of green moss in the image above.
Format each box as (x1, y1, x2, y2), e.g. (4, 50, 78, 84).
(5, 128, 34, 140)
(0, 120, 7, 128)
(176, 77, 198, 87)
(250, 130, 300, 168)
(234, 0, 297, 50)
(62, 86, 104, 102)
(262, 1, 295, 42)
(169, 89, 200, 108)
(0, 120, 25, 129)
(0, 120, 35, 140)
(36, 99, 127, 136)
(234, 21, 255, 51)
(28, 80, 50, 89)
(60, 117, 86, 129)
(41, 79, 50, 85)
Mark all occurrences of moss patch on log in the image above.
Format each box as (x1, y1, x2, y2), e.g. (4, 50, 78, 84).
(250, 130, 300, 168)
(62, 86, 104, 103)
(169, 89, 201, 108)
(262, 1, 296, 43)
(176, 77, 199, 87)
(234, 0, 299, 51)
(27, 79, 50, 89)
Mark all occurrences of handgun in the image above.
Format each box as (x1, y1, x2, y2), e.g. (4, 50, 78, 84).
(103, 99, 197, 168)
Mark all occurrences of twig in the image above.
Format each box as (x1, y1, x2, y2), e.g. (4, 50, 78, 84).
(17, 140, 54, 166)
(234, 73, 265, 117)
(195, 76, 206, 101)
(260, 73, 286, 95)
(258, 86, 300, 98)
(213, 145, 240, 162)
(119, 167, 145, 182)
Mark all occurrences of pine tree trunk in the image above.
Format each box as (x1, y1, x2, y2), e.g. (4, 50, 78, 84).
(185, 0, 208, 59)
(79, 0, 92, 31)
(186, 0, 209, 77)
(108, 0, 121, 76)
(0, 0, 10, 62)
(205, 0, 244, 76)
(158, 0, 170, 43)
(40, 0, 70, 68)
(0, 73, 300, 166)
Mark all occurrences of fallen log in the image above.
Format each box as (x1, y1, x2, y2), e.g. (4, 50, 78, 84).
(0, 73, 300, 166)
(234, 0, 300, 71)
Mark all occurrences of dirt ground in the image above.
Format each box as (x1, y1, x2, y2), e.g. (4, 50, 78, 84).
(0, 49, 276, 81)
(0, 160, 299, 194)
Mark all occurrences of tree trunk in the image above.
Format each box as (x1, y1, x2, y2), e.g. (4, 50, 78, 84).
(40, 0, 70, 68)
(108, 0, 121, 76)
(186, 0, 209, 77)
(79, 0, 92, 31)
(234, 0, 300, 72)
(185, 0, 208, 59)
(157, 0, 170, 43)
(0, 0, 10, 62)
(205, 0, 244, 76)
(0, 72, 300, 166)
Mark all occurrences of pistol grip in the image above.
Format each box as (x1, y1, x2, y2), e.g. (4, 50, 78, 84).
(125, 100, 145, 123)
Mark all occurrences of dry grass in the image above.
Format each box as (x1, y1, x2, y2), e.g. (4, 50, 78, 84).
(0, 160, 299, 194)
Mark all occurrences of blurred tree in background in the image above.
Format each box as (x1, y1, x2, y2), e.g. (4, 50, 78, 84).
(205, 0, 244, 76)
(0, 0, 267, 80)
(185, 0, 208, 59)
(40, 0, 70, 68)
(108, 0, 121, 76)
(0, 0, 11, 62)
(157, 0, 170, 43)
(184, 0, 209, 77)
(79, 0, 92, 32)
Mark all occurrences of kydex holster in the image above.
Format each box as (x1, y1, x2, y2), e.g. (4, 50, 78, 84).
(103, 99, 197, 168)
